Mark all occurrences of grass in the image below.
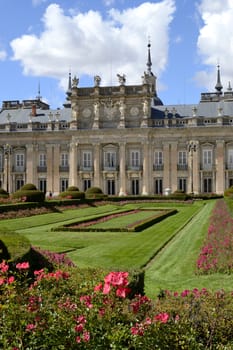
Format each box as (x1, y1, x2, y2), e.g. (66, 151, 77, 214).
(2, 199, 233, 297)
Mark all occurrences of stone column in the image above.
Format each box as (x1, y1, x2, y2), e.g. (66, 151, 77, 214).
(119, 142, 126, 196)
(93, 143, 101, 188)
(216, 140, 225, 194)
(163, 143, 170, 192)
(142, 141, 150, 195)
(69, 142, 78, 187)
(170, 142, 178, 192)
(46, 144, 54, 195)
(192, 142, 199, 194)
(53, 144, 60, 195)
(26, 144, 37, 186)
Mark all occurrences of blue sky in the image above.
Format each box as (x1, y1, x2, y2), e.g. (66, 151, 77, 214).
(0, 0, 233, 108)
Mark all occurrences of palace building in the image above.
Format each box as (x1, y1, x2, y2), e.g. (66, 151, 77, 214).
(0, 44, 233, 196)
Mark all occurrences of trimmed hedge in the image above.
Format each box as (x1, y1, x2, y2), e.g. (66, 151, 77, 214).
(59, 186, 85, 200)
(11, 183, 45, 202)
(85, 187, 108, 199)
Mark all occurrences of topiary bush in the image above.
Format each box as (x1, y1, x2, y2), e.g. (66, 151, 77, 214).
(67, 186, 79, 192)
(11, 183, 45, 202)
(85, 187, 107, 199)
(59, 186, 84, 200)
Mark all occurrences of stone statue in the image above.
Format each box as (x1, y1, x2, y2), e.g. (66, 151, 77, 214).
(72, 75, 79, 88)
(94, 75, 101, 87)
(117, 74, 126, 85)
(94, 101, 100, 117)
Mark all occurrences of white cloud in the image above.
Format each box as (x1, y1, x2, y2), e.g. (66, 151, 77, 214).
(0, 50, 7, 61)
(196, 0, 233, 91)
(10, 1, 175, 90)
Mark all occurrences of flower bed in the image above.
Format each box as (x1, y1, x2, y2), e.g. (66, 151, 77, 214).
(196, 199, 233, 274)
(1, 260, 233, 349)
(53, 209, 177, 232)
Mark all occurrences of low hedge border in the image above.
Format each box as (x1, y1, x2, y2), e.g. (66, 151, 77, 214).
(52, 209, 177, 233)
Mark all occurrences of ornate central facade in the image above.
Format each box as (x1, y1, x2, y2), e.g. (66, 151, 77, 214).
(0, 45, 233, 196)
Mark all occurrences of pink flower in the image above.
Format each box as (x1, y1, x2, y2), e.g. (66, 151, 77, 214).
(76, 336, 81, 343)
(154, 312, 170, 323)
(83, 331, 90, 342)
(26, 324, 36, 332)
(7, 276, 15, 284)
(103, 282, 111, 294)
(80, 295, 93, 309)
(16, 262, 29, 270)
(116, 286, 131, 298)
(0, 260, 9, 273)
(131, 323, 144, 336)
(74, 324, 84, 333)
(181, 289, 190, 297)
(94, 283, 103, 292)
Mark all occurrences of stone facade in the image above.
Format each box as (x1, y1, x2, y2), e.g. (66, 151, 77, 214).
(0, 52, 233, 196)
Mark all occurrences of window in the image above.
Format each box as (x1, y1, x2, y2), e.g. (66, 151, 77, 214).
(155, 178, 163, 194)
(178, 178, 187, 192)
(60, 178, 69, 192)
(39, 153, 46, 167)
(203, 178, 212, 193)
(131, 151, 140, 167)
(228, 149, 233, 169)
(0, 153, 2, 171)
(38, 178, 47, 193)
(83, 151, 92, 169)
(83, 179, 91, 191)
(61, 153, 69, 167)
(178, 151, 187, 165)
(154, 151, 163, 165)
(15, 178, 24, 191)
(107, 179, 115, 195)
(131, 179, 139, 195)
(15, 153, 25, 171)
(104, 151, 116, 168)
(203, 149, 212, 169)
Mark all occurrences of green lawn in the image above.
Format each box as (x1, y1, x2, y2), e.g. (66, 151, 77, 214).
(2, 200, 233, 297)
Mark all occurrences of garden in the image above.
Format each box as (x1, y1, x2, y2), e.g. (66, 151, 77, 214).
(1, 188, 233, 348)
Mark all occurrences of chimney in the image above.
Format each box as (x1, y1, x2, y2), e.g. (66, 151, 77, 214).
(31, 104, 37, 117)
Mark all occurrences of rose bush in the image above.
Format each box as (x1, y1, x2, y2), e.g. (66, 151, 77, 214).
(1, 259, 233, 349)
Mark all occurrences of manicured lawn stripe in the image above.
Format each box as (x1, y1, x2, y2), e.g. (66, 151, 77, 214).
(144, 200, 233, 296)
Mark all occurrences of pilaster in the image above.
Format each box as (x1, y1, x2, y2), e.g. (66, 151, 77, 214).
(216, 140, 225, 194)
(119, 142, 126, 196)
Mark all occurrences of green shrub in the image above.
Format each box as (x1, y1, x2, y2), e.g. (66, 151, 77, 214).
(85, 187, 107, 199)
(59, 191, 85, 199)
(0, 188, 9, 198)
(59, 186, 84, 199)
(11, 183, 45, 202)
(224, 186, 233, 197)
(67, 186, 79, 191)
(19, 183, 37, 191)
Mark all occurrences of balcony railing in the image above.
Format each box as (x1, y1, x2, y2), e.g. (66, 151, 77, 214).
(200, 164, 214, 171)
(177, 164, 188, 171)
(79, 166, 94, 172)
(59, 165, 69, 172)
(12, 166, 26, 173)
(226, 163, 233, 170)
(103, 165, 119, 171)
(37, 166, 47, 173)
(153, 164, 164, 171)
(127, 165, 143, 171)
